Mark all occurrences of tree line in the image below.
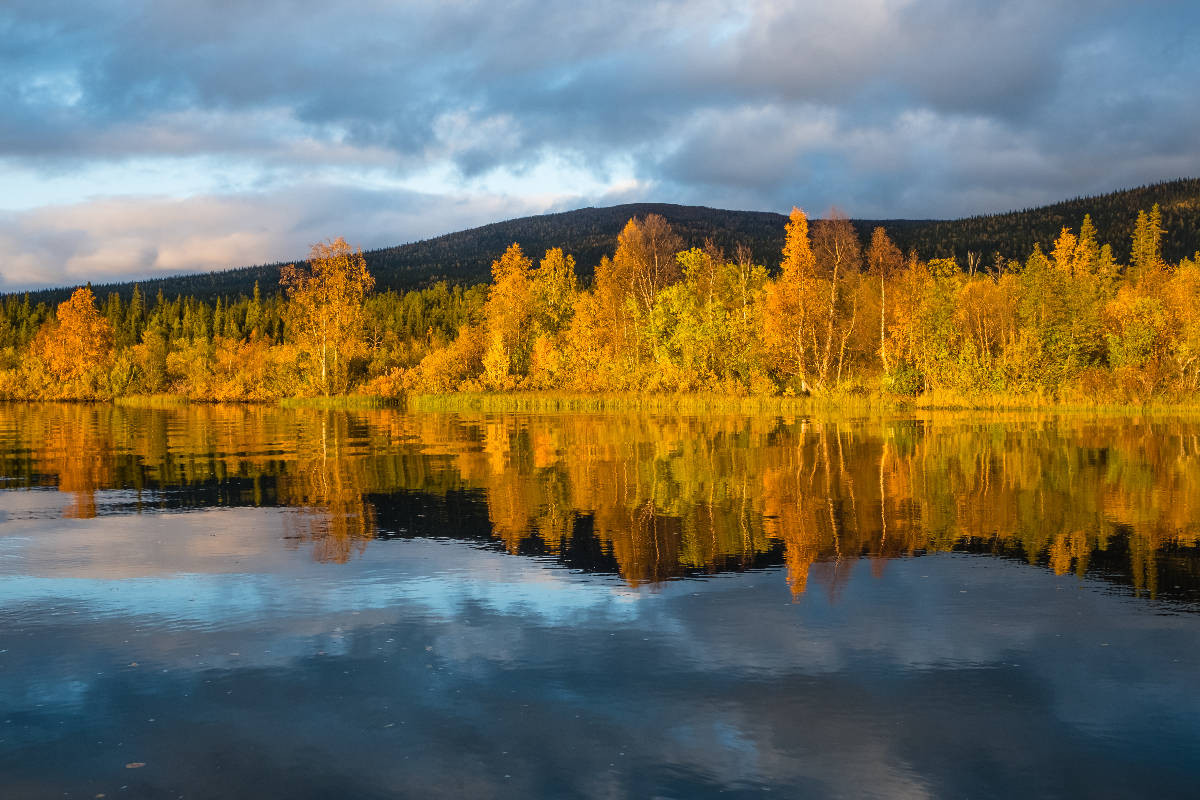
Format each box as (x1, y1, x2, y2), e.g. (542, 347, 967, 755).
(1, 204, 1198, 403)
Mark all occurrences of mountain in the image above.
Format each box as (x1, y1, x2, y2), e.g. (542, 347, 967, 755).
(13, 178, 1200, 304)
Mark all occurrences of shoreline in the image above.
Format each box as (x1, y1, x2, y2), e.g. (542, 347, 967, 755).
(4, 390, 1200, 416)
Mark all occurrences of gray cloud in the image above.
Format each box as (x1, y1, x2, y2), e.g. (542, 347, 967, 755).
(0, 185, 548, 291)
(2, 0, 1199, 287)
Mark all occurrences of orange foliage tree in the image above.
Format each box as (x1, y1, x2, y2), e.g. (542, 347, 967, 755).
(762, 207, 820, 391)
(36, 287, 115, 389)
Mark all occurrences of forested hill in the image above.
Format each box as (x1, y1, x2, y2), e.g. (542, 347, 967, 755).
(15, 178, 1200, 304)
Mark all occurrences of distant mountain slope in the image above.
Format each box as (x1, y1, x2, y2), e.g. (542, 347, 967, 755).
(14, 178, 1200, 304)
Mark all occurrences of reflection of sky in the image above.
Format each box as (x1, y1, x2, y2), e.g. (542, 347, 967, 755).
(0, 508, 642, 627)
(2, 507, 1200, 798)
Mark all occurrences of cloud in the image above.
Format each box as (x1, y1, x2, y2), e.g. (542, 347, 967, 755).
(1, 0, 1198, 287)
(0, 185, 551, 291)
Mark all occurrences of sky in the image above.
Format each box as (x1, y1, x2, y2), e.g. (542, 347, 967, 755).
(2, 0, 1199, 291)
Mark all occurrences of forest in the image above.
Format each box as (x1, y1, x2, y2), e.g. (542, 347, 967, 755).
(1, 200, 1199, 405)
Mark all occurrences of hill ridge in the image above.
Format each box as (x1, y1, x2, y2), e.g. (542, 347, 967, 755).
(10, 178, 1200, 304)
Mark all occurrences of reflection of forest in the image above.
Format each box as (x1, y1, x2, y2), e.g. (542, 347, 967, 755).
(3, 403, 1199, 596)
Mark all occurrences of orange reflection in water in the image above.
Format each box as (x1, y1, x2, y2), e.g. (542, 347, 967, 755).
(3, 403, 1199, 597)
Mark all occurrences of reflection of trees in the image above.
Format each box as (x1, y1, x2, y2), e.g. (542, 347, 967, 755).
(22, 404, 117, 518)
(3, 405, 1200, 593)
(431, 412, 1200, 598)
(279, 412, 378, 563)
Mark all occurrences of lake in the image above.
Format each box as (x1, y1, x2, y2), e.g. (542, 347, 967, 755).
(1, 403, 1199, 798)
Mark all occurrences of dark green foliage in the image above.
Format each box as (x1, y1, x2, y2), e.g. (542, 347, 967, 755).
(878, 179, 1200, 268)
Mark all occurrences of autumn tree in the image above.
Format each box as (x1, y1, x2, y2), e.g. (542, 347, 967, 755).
(1164, 256, 1200, 392)
(1073, 214, 1119, 297)
(527, 247, 578, 387)
(482, 243, 534, 390)
(610, 214, 684, 316)
(866, 227, 903, 375)
(911, 257, 962, 390)
(762, 207, 820, 391)
(724, 244, 770, 390)
(36, 286, 115, 387)
(281, 237, 375, 395)
(954, 272, 1020, 389)
(531, 247, 577, 334)
(810, 210, 863, 387)
(649, 245, 727, 390)
(589, 254, 637, 375)
(560, 287, 618, 390)
(1130, 203, 1165, 281)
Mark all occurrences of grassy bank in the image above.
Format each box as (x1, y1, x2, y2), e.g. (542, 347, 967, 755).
(109, 394, 400, 410)
(408, 389, 1200, 416)
(277, 395, 400, 410)
(71, 389, 1200, 416)
(112, 394, 192, 408)
(407, 391, 885, 415)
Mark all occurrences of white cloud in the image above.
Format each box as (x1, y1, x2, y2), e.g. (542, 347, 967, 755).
(0, 186, 555, 290)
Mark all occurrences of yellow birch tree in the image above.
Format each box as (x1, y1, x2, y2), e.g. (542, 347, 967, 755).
(281, 237, 375, 395)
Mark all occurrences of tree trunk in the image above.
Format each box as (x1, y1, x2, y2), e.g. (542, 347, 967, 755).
(879, 277, 889, 374)
(321, 328, 328, 396)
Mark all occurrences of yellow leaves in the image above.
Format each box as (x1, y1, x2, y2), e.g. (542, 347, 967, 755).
(1052, 226, 1078, 275)
(31, 287, 115, 395)
(162, 336, 300, 401)
(527, 333, 565, 390)
(612, 214, 683, 315)
(780, 207, 815, 280)
(532, 247, 578, 332)
(926, 257, 960, 281)
(954, 276, 1018, 357)
(484, 243, 533, 366)
(482, 329, 517, 391)
(867, 226, 903, 278)
(9, 205, 1200, 403)
(479, 244, 581, 390)
(763, 209, 820, 385)
(408, 324, 485, 392)
(490, 242, 533, 285)
(282, 237, 375, 395)
(1130, 204, 1166, 277)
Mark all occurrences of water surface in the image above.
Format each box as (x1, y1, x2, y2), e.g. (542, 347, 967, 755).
(2, 404, 1199, 798)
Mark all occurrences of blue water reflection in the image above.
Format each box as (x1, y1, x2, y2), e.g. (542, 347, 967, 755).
(2, 406, 1200, 798)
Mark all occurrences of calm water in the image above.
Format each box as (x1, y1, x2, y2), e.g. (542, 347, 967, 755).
(2, 404, 1199, 799)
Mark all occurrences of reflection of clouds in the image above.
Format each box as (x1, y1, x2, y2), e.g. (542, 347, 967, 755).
(2, 517, 1199, 797)
(0, 487, 71, 519)
(3, 508, 1196, 686)
(0, 510, 643, 631)
(0, 507, 288, 579)
(5, 509, 1198, 705)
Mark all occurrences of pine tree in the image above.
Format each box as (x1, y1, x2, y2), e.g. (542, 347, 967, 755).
(1130, 204, 1165, 278)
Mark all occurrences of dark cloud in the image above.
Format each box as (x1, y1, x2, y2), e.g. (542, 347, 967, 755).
(1, 0, 1198, 286)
